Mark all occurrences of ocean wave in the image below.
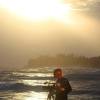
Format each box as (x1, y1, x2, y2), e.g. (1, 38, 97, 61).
(0, 82, 45, 92)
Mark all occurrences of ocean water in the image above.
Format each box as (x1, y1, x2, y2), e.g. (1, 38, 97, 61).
(0, 66, 100, 100)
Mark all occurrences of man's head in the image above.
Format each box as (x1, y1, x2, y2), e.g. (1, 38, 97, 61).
(54, 68, 63, 79)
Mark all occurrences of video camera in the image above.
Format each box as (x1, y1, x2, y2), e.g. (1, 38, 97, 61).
(42, 81, 55, 91)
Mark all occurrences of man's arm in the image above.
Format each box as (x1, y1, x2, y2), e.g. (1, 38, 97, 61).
(63, 78, 72, 93)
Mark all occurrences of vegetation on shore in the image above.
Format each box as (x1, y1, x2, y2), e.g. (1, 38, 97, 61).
(27, 54, 100, 68)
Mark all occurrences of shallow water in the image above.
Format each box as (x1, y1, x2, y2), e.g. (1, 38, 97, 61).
(0, 66, 100, 100)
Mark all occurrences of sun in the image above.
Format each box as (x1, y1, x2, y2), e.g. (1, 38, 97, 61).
(0, 0, 72, 21)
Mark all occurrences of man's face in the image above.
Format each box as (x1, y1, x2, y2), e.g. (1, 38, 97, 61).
(54, 71, 62, 78)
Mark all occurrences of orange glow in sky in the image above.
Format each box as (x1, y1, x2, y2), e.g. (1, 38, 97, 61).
(0, 0, 73, 21)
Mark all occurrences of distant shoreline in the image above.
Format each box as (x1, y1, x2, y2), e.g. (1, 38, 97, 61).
(27, 54, 100, 68)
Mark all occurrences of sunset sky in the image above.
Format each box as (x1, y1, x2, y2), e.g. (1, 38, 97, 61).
(0, 0, 100, 68)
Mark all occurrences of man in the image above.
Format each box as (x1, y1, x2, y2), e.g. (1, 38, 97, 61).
(53, 68, 72, 100)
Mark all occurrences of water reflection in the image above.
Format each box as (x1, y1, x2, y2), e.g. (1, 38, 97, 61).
(21, 80, 51, 86)
(13, 92, 47, 100)
(0, 67, 100, 100)
(24, 92, 47, 100)
(13, 72, 53, 77)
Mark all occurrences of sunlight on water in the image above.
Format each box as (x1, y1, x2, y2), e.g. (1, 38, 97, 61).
(29, 92, 46, 100)
(13, 72, 53, 77)
(0, 67, 100, 100)
(14, 92, 47, 100)
(24, 92, 46, 100)
(22, 80, 51, 86)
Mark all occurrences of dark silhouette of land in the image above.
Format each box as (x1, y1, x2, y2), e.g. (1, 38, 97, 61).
(27, 54, 100, 68)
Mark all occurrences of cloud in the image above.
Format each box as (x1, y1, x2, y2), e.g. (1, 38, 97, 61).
(64, 0, 100, 19)
(86, 1, 100, 19)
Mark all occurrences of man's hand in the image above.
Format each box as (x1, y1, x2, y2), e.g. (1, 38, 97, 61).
(56, 83, 65, 91)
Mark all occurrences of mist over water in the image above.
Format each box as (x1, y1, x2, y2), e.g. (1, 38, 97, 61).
(0, 66, 100, 100)
(0, 1, 100, 100)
